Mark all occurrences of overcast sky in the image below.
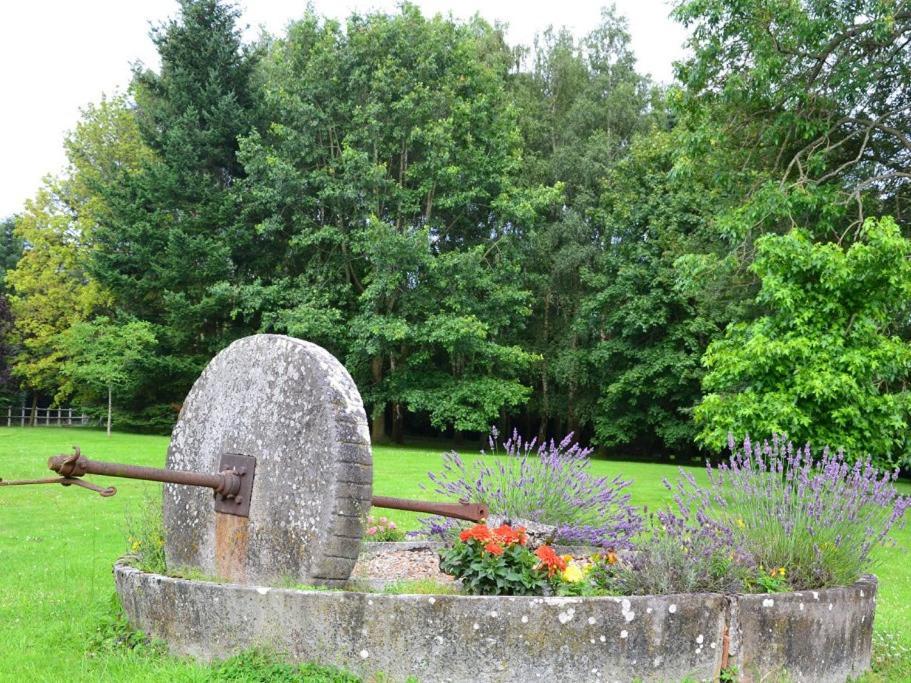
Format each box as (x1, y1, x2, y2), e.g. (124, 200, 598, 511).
(0, 1, 687, 218)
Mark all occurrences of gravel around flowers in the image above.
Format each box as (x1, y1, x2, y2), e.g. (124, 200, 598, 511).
(351, 545, 457, 584)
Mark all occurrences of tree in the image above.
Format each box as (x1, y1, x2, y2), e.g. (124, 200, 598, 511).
(509, 8, 654, 440)
(0, 216, 23, 404)
(4, 94, 151, 416)
(0, 294, 14, 404)
(90, 0, 263, 419)
(673, 0, 911, 240)
(572, 125, 751, 455)
(57, 317, 156, 436)
(0, 216, 23, 285)
(695, 217, 911, 467)
(6, 183, 109, 414)
(237, 6, 540, 439)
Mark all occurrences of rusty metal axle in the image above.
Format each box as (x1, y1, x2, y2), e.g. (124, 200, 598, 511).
(2, 447, 489, 522)
(372, 495, 487, 522)
(48, 448, 244, 498)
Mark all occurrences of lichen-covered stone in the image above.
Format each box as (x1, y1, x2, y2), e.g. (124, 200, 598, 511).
(116, 564, 726, 682)
(729, 574, 876, 682)
(116, 563, 877, 683)
(163, 334, 372, 586)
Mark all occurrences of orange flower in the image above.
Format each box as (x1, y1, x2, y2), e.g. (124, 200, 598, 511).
(606, 551, 618, 565)
(459, 524, 493, 543)
(492, 524, 528, 546)
(535, 544, 567, 576)
(484, 541, 504, 556)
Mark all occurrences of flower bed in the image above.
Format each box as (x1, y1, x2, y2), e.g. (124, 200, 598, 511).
(118, 433, 906, 681)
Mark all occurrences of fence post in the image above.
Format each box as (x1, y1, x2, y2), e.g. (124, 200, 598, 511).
(68, 408, 73, 425)
(6, 406, 9, 427)
(57, 408, 61, 426)
(20, 402, 25, 427)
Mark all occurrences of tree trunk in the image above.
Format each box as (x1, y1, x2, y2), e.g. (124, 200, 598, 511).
(30, 395, 37, 426)
(370, 356, 386, 442)
(371, 405, 387, 443)
(392, 402, 404, 444)
(107, 385, 112, 437)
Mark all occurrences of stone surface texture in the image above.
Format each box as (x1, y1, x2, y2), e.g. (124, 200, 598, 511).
(116, 562, 877, 682)
(116, 563, 728, 683)
(163, 334, 372, 586)
(729, 574, 876, 682)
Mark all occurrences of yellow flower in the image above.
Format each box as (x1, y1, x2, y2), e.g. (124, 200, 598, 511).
(735, 518, 745, 529)
(777, 567, 786, 578)
(131, 540, 142, 553)
(562, 561, 585, 583)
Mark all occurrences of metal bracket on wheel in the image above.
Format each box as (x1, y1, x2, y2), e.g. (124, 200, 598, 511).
(213, 453, 256, 517)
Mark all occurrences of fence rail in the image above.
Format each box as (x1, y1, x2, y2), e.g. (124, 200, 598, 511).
(4, 406, 91, 427)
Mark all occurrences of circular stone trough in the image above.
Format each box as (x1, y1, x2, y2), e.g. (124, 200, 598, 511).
(114, 560, 876, 683)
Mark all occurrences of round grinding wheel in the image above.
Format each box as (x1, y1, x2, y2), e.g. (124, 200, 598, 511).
(163, 334, 372, 586)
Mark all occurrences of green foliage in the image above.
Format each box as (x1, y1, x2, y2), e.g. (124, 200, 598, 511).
(605, 520, 747, 596)
(673, 0, 911, 239)
(582, 127, 743, 453)
(123, 488, 167, 575)
(8, 0, 911, 461)
(0, 216, 23, 288)
(208, 649, 360, 682)
(380, 579, 460, 595)
(511, 9, 655, 439)
(742, 567, 791, 595)
(696, 218, 911, 466)
(57, 316, 157, 431)
(6, 182, 110, 399)
(87, 594, 164, 657)
(89, 0, 263, 424)
(238, 6, 539, 435)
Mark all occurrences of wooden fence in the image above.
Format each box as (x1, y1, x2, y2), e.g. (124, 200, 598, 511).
(4, 406, 91, 427)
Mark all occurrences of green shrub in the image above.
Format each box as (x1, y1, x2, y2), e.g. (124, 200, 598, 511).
(123, 488, 166, 574)
(695, 218, 911, 468)
(208, 648, 359, 682)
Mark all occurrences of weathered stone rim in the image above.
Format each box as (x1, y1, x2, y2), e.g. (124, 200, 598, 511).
(114, 561, 876, 683)
(114, 559, 875, 601)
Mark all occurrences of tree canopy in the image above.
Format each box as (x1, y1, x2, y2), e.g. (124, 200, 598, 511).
(6, 0, 911, 466)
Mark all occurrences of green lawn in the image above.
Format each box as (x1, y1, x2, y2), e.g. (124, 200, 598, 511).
(0, 428, 908, 681)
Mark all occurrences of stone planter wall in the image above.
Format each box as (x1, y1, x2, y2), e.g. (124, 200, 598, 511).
(114, 563, 875, 683)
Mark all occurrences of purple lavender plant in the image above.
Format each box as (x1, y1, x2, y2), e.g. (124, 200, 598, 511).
(669, 434, 911, 589)
(419, 429, 642, 548)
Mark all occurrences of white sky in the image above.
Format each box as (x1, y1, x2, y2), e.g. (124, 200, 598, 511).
(0, 1, 687, 218)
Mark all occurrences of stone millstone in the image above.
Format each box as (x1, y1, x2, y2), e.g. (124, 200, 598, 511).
(163, 334, 372, 586)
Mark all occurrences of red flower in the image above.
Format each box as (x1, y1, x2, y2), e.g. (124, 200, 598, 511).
(535, 545, 567, 576)
(484, 541, 504, 556)
(459, 524, 493, 543)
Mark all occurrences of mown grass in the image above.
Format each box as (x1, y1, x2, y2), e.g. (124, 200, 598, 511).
(0, 428, 908, 681)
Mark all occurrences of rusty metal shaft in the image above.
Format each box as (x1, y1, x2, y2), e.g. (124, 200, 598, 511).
(39, 448, 488, 522)
(371, 495, 488, 522)
(48, 451, 243, 498)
